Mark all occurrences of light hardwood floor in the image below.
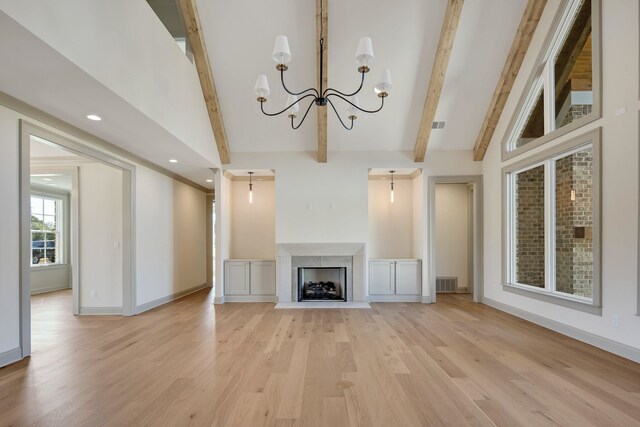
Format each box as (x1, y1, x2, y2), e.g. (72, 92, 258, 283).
(1, 289, 639, 426)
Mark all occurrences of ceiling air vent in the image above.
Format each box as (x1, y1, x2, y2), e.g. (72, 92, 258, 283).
(432, 121, 445, 129)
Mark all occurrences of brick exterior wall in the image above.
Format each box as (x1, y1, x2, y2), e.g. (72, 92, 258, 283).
(515, 165, 545, 287)
(555, 149, 593, 297)
(560, 104, 593, 127)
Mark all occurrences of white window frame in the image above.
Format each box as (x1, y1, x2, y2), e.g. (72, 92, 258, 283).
(503, 0, 602, 161)
(502, 128, 602, 315)
(30, 192, 65, 268)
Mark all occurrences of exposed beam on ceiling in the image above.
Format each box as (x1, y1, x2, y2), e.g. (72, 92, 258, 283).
(316, 0, 328, 163)
(472, 0, 547, 161)
(413, 0, 464, 163)
(179, 0, 231, 164)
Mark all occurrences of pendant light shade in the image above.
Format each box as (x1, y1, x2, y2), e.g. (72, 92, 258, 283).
(374, 69, 392, 95)
(389, 170, 395, 203)
(272, 35, 292, 64)
(254, 75, 270, 99)
(355, 37, 374, 67)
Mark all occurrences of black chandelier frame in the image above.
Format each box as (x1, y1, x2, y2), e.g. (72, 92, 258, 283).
(257, 38, 388, 130)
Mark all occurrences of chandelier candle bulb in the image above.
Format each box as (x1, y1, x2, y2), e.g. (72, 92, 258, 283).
(272, 35, 292, 66)
(254, 74, 270, 101)
(389, 170, 395, 203)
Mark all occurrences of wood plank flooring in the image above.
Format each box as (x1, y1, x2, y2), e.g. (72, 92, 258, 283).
(1, 289, 639, 426)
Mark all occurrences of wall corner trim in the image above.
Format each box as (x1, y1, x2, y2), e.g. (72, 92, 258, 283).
(214, 296, 226, 304)
(483, 297, 640, 363)
(421, 295, 432, 304)
(135, 283, 210, 314)
(0, 347, 23, 368)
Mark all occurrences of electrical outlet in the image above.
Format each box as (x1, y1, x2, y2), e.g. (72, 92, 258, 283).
(330, 202, 335, 210)
(91, 290, 97, 298)
(612, 315, 620, 327)
(306, 203, 312, 211)
(113, 241, 120, 249)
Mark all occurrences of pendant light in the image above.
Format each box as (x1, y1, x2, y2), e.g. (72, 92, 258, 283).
(389, 170, 395, 203)
(248, 172, 254, 204)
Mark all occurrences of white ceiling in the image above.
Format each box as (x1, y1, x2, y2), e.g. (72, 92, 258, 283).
(199, 0, 527, 154)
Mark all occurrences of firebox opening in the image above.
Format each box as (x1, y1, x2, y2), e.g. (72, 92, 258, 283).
(298, 267, 347, 302)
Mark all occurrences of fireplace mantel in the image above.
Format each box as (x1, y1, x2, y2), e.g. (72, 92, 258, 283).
(276, 243, 367, 304)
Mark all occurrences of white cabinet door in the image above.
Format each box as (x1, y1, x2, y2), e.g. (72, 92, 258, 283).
(225, 261, 250, 295)
(250, 261, 276, 295)
(395, 261, 421, 295)
(369, 261, 395, 295)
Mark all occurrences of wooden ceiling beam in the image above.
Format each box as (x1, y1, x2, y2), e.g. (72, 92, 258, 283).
(472, 0, 547, 161)
(179, 0, 231, 165)
(316, 0, 328, 163)
(413, 0, 464, 163)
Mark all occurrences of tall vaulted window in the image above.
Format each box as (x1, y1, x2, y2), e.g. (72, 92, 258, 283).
(504, 0, 601, 159)
(503, 129, 601, 313)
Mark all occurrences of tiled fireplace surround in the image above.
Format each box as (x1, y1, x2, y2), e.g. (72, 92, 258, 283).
(276, 243, 366, 303)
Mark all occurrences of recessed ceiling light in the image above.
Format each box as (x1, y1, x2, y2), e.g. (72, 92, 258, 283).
(206, 179, 213, 183)
(169, 159, 178, 163)
(86, 114, 102, 121)
(43, 178, 52, 181)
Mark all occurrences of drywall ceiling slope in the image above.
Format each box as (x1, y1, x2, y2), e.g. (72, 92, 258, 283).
(199, 0, 528, 154)
(0, 11, 216, 188)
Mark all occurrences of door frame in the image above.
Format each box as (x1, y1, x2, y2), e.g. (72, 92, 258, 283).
(19, 120, 137, 358)
(428, 175, 484, 303)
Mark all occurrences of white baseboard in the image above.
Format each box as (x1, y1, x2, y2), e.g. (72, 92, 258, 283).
(421, 295, 432, 303)
(135, 283, 210, 314)
(78, 307, 122, 315)
(224, 295, 277, 303)
(367, 295, 422, 303)
(30, 284, 71, 295)
(0, 347, 22, 368)
(214, 296, 226, 304)
(483, 297, 640, 363)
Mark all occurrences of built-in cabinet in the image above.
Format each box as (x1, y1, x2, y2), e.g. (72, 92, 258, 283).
(369, 259, 421, 298)
(224, 260, 276, 300)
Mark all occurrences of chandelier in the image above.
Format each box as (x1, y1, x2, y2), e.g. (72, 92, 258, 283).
(253, 7, 392, 130)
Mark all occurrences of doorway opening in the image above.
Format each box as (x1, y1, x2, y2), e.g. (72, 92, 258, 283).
(428, 176, 483, 303)
(20, 121, 135, 359)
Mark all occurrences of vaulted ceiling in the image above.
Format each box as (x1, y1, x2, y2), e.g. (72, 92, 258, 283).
(198, 0, 528, 155)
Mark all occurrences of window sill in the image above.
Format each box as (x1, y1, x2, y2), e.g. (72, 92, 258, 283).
(30, 264, 67, 271)
(502, 283, 602, 316)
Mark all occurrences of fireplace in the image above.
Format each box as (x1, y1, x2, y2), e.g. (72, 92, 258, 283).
(298, 267, 347, 302)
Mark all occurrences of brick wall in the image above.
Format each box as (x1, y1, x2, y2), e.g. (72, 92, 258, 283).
(555, 149, 593, 297)
(515, 165, 545, 287)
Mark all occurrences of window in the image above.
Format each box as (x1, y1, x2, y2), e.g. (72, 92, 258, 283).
(503, 129, 601, 313)
(504, 0, 600, 159)
(30, 195, 63, 266)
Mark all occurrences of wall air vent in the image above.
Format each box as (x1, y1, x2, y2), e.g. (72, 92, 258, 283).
(432, 121, 445, 129)
(436, 276, 458, 293)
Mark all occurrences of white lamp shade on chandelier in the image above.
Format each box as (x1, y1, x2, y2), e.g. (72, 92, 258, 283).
(287, 94, 300, 114)
(272, 35, 291, 64)
(254, 74, 271, 98)
(355, 37, 374, 66)
(374, 69, 392, 94)
(347, 96, 360, 117)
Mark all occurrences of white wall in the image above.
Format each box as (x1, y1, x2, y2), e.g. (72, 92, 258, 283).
(229, 179, 276, 259)
(79, 163, 123, 309)
(368, 178, 414, 259)
(482, 0, 640, 354)
(435, 183, 469, 288)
